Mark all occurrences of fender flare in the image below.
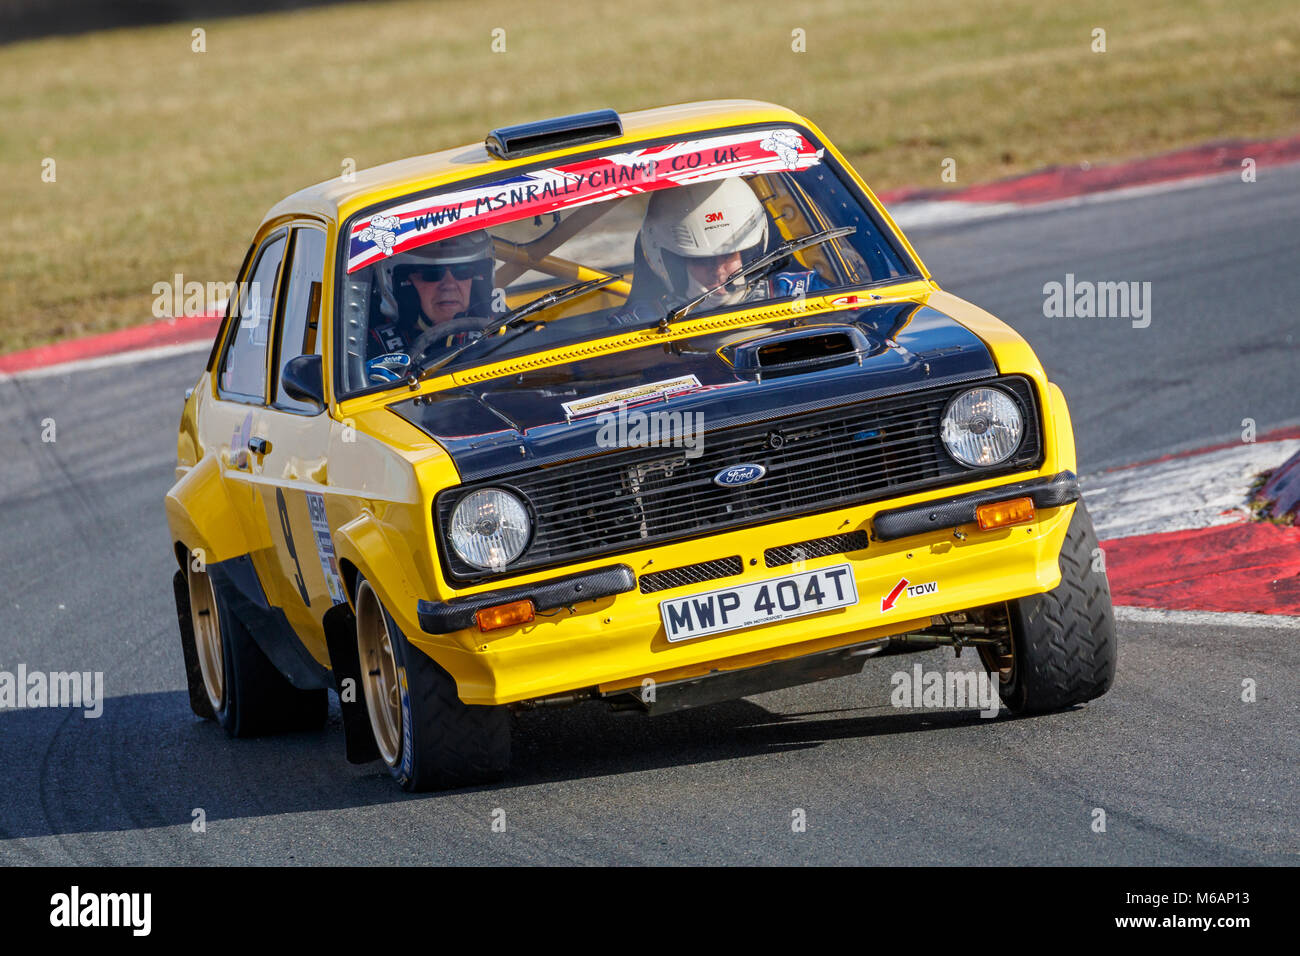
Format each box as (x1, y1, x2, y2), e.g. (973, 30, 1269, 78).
(331, 511, 422, 623)
(164, 452, 258, 569)
(1044, 380, 1078, 476)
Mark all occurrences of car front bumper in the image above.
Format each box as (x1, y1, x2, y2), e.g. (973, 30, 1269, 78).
(409, 473, 1080, 706)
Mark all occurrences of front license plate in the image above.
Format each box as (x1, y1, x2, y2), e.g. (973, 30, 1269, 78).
(659, 563, 858, 643)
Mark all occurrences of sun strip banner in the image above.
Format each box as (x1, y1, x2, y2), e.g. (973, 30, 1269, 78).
(346, 128, 823, 273)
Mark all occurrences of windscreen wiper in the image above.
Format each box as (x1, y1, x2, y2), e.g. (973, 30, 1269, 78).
(410, 273, 621, 384)
(659, 225, 857, 329)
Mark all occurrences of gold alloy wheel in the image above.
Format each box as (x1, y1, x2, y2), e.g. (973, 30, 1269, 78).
(187, 568, 226, 713)
(355, 580, 403, 767)
(980, 641, 1016, 686)
(978, 627, 1016, 686)
(977, 605, 1016, 687)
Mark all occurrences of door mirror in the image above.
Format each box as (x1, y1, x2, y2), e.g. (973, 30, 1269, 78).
(281, 354, 325, 408)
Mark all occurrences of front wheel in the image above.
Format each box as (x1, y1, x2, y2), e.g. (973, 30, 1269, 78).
(991, 501, 1117, 714)
(353, 576, 510, 791)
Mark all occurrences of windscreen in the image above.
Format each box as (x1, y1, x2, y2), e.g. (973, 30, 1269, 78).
(336, 125, 914, 396)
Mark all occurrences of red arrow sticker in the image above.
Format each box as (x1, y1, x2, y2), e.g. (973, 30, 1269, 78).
(882, 578, 909, 611)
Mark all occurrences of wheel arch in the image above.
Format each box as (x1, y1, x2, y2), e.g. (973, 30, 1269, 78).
(332, 512, 427, 651)
(164, 451, 258, 569)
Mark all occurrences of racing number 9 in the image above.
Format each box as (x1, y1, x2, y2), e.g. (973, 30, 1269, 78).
(275, 487, 312, 606)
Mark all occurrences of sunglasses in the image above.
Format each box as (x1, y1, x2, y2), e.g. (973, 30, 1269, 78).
(403, 263, 489, 282)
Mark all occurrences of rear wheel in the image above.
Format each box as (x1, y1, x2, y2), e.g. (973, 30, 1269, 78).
(187, 567, 226, 716)
(354, 576, 510, 791)
(990, 501, 1117, 714)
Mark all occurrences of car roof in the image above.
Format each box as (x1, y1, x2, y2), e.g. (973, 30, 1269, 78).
(262, 99, 810, 227)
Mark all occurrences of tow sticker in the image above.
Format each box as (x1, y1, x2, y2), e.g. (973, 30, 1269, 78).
(881, 578, 937, 612)
(306, 492, 347, 605)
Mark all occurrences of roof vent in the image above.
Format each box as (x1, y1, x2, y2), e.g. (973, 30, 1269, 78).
(485, 110, 623, 160)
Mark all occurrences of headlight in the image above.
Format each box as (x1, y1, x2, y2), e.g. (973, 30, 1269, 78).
(448, 488, 531, 570)
(940, 387, 1024, 467)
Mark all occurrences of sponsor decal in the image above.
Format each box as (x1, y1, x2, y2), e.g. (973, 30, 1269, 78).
(760, 129, 806, 168)
(357, 214, 401, 256)
(880, 577, 938, 611)
(346, 129, 824, 273)
(561, 373, 702, 419)
(306, 492, 347, 605)
(398, 668, 413, 778)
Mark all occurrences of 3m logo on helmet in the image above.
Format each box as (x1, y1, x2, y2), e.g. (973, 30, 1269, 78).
(704, 211, 725, 223)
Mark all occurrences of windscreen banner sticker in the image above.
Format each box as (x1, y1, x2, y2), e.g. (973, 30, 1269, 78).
(561, 374, 703, 419)
(346, 129, 824, 273)
(306, 492, 347, 605)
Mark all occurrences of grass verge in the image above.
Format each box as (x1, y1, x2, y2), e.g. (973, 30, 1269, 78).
(2, 0, 1297, 352)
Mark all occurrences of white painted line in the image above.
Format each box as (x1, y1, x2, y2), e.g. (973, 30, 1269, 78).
(887, 199, 1022, 229)
(0, 339, 212, 383)
(1083, 439, 1300, 540)
(1114, 605, 1300, 630)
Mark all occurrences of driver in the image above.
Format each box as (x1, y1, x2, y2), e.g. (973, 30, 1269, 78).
(366, 230, 495, 382)
(620, 177, 830, 321)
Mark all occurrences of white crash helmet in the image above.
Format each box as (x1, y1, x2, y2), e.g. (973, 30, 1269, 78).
(376, 229, 495, 321)
(640, 178, 769, 304)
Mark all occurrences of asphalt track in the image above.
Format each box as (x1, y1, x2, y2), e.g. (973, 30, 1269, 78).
(1, 165, 1297, 865)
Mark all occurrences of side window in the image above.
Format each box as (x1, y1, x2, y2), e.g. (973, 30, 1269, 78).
(218, 233, 286, 402)
(206, 242, 256, 373)
(272, 228, 328, 412)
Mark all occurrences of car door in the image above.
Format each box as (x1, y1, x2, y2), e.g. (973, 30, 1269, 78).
(207, 228, 291, 613)
(251, 223, 343, 667)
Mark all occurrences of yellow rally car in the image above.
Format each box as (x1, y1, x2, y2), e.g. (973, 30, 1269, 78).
(166, 100, 1116, 791)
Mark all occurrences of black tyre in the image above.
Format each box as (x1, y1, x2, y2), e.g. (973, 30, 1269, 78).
(353, 576, 510, 791)
(996, 501, 1117, 714)
(181, 564, 327, 737)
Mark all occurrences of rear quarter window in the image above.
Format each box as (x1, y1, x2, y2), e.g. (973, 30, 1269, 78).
(218, 232, 286, 402)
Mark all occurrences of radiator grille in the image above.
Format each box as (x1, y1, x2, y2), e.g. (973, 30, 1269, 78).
(638, 556, 745, 594)
(436, 376, 1041, 582)
(765, 530, 872, 568)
